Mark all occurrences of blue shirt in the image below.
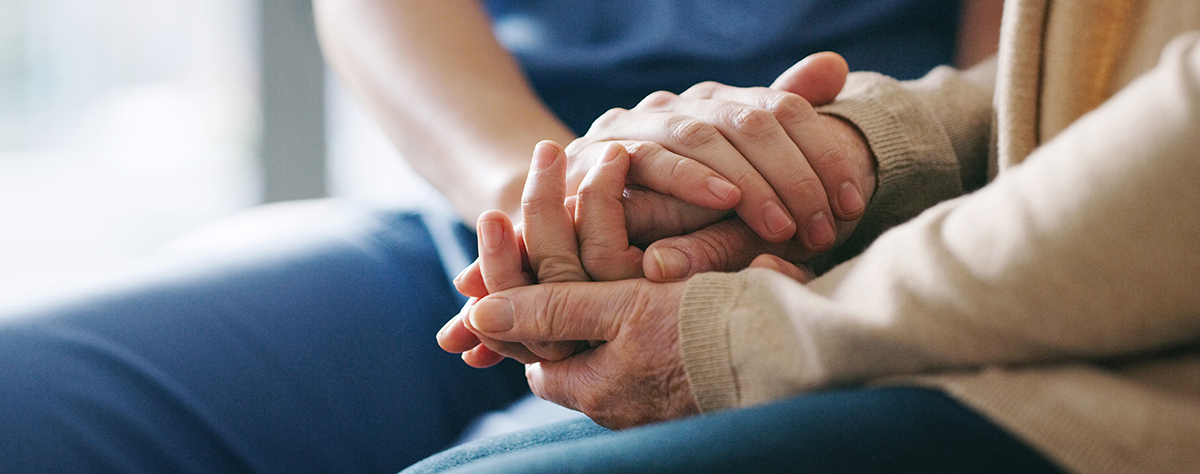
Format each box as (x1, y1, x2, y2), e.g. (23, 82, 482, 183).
(485, 0, 960, 134)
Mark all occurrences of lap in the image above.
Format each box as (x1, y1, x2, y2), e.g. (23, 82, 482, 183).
(405, 386, 1067, 474)
(0, 204, 528, 473)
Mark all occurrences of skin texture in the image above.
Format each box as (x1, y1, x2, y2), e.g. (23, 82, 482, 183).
(452, 138, 817, 429)
(452, 139, 699, 428)
(442, 142, 643, 367)
(443, 52, 869, 377)
(566, 52, 865, 251)
(444, 53, 867, 369)
(441, 134, 821, 428)
(453, 52, 874, 289)
(439, 54, 884, 426)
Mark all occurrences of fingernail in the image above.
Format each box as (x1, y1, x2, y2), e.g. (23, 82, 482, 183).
(471, 297, 514, 333)
(437, 315, 457, 339)
(807, 212, 836, 248)
(838, 181, 865, 215)
(480, 220, 503, 252)
(452, 264, 471, 284)
(764, 202, 795, 237)
(602, 143, 623, 163)
(652, 247, 691, 280)
(440, 300, 472, 340)
(705, 177, 737, 203)
(531, 142, 557, 171)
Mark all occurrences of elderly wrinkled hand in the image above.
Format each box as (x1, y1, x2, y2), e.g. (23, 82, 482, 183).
(440, 141, 812, 428)
(469, 276, 696, 429)
(440, 140, 640, 366)
(452, 145, 707, 426)
(438, 52, 866, 424)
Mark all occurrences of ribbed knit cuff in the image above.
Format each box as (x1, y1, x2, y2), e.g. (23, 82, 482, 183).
(817, 72, 964, 262)
(678, 271, 749, 412)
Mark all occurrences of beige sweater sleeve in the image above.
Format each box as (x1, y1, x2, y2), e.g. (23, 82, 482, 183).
(681, 33, 1200, 412)
(815, 59, 995, 262)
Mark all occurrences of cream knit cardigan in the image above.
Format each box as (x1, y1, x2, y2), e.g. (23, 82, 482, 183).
(676, 1, 1200, 473)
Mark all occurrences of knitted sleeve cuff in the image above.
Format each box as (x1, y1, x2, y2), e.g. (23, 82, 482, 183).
(677, 271, 747, 412)
(816, 71, 966, 261)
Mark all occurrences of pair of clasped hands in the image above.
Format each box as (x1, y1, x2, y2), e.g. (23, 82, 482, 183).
(436, 52, 875, 429)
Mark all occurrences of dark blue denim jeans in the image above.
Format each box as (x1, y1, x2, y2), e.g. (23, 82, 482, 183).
(405, 386, 1068, 474)
(0, 206, 528, 473)
(0, 204, 1068, 474)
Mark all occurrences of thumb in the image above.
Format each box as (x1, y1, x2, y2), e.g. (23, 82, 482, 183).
(642, 219, 814, 282)
(770, 51, 848, 106)
(468, 281, 628, 342)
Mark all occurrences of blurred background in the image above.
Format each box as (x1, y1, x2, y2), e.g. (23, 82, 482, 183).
(0, 0, 436, 298)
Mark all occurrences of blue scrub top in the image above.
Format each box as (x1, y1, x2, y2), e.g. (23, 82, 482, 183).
(485, 0, 960, 134)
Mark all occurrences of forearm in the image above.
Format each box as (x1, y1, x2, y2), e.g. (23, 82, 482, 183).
(683, 33, 1200, 411)
(955, 0, 1003, 69)
(314, 0, 575, 221)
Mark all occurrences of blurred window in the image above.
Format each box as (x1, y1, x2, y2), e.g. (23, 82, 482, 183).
(0, 0, 259, 296)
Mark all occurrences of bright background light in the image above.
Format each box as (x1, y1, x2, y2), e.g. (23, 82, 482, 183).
(0, 0, 437, 299)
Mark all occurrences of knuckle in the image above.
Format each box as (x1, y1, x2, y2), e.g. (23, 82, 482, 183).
(533, 255, 587, 283)
(520, 190, 563, 212)
(530, 286, 561, 337)
(544, 285, 582, 337)
(722, 165, 761, 192)
(489, 273, 528, 292)
(730, 107, 779, 141)
(563, 137, 589, 156)
(636, 90, 677, 109)
(580, 250, 640, 282)
(695, 237, 734, 272)
(668, 156, 694, 183)
(779, 171, 825, 198)
(574, 184, 603, 204)
(575, 174, 617, 201)
(765, 93, 816, 124)
(665, 116, 720, 150)
(586, 108, 628, 135)
(623, 140, 664, 164)
(578, 233, 623, 255)
(682, 81, 722, 98)
(808, 140, 848, 168)
(672, 233, 734, 273)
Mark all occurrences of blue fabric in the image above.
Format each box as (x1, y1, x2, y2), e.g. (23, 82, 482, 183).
(0, 4, 973, 472)
(403, 387, 1068, 474)
(0, 207, 528, 473)
(485, 0, 961, 134)
(0, 209, 1067, 473)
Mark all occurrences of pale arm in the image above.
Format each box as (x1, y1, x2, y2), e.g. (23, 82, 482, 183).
(314, 0, 575, 222)
(955, 0, 1004, 69)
